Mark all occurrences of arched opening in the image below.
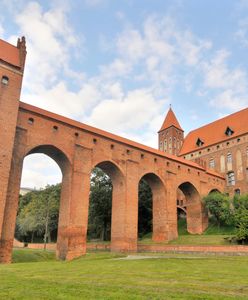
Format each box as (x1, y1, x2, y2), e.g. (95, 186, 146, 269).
(16, 152, 62, 246)
(209, 189, 221, 194)
(138, 179, 152, 239)
(87, 167, 112, 242)
(1, 144, 71, 263)
(178, 182, 207, 234)
(138, 173, 167, 242)
(176, 189, 187, 235)
(88, 161, 125, 249)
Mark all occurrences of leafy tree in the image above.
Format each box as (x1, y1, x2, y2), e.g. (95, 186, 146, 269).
(203, 192, 233, 227)
(88, 168, 112, 241)
(16, 184, 60, 247)
(138, 179, 152, 237)
(233, 194, 248, 243)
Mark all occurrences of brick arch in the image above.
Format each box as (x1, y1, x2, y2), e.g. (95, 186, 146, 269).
(208, 188, 222, 194)
(90, 160, 126, 251)
(178, 181, 208, 234)
(25, 144, 71, 174)
(139, 172, 168, 242)
(93, 159, 125, 179)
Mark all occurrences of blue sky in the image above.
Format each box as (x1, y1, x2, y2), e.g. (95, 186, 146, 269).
(1, 0, 248, 188)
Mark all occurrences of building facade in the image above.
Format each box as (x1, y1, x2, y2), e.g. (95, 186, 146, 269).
(159, 107, 248, 195)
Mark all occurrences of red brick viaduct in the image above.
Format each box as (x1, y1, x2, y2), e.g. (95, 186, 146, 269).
(0, 37, 225, 263)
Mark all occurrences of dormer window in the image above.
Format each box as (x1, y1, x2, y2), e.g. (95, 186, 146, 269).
(196, 138, 204, 147)
(225, 126, 234, 136)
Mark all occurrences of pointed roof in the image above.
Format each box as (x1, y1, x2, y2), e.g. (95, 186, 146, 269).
(158, 107, 183, 132)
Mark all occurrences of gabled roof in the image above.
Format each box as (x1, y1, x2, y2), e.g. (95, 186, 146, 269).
(158, 107, 183, 132)
(0, 38, 20, 68)
(180, 107, 248, 155)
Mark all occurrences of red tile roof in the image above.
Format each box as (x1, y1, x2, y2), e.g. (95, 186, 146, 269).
(19, 101, 224, 179)
(0, 38, 20, 68)
(159, 107, 183, 132)
(180, 107, 248, 155)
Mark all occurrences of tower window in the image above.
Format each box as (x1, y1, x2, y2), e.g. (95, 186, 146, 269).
(1, 76, 9, 85)
(196, 138, 204, 147)
(225, 126, 234, 136)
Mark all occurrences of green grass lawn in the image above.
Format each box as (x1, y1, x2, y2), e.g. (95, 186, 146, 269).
(0, 249, 247, 299)
(139, 220, 238, 246)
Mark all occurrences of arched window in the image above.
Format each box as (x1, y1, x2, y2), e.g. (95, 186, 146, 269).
(227, 152, 232, 163)
(209, 158, 215, 169)
(159, 142, 163, 151)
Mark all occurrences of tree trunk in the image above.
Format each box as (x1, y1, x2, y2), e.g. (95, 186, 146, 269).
(44, 202, 49, 251)
(31, 231, 34, 243)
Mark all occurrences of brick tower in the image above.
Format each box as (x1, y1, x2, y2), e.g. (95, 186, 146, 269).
(158, 106, 184, 155)
(0, 37, 26, 239)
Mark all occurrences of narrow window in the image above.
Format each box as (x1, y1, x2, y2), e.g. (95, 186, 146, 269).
(1, 76, 9, 85)
(209, 158, 215, 169)
(227, 172, 235, 186)
(227, 152, 232, 163)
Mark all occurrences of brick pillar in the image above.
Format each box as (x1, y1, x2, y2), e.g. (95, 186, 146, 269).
(0, 38, 26, 239)
(111, 160, 139, 252)
(149, 176, 170, 242)
(56, 145, 91, 260)
(0, 128, 26, 263)
(187, 195, 208, 234)
(166, 179, 178, 241)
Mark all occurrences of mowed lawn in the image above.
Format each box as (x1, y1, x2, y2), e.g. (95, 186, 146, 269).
(0, 249, 248, 299)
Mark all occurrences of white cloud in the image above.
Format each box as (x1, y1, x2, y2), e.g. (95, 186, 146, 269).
(21, 154, 62, 189)
(9, 1, 81, 92)
(210, 90, 248, 111)
(87, 88, 165, 133)
(201, 49, 248, 111)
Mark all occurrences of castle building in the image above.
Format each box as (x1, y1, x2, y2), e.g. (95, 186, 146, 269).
(159, 107, 248, 195)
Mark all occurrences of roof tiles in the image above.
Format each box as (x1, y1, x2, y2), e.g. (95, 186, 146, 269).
(180, 107, 248, 155)
(0, 38, 20, 68)
(159, 107, 183, 132)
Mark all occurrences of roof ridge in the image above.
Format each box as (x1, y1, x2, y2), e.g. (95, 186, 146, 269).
(186, 107, 248, 136)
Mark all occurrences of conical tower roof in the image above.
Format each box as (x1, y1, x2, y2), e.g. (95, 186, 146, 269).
(159, 107, 183, 132)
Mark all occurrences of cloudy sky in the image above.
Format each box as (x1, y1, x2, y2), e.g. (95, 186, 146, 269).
(1, 0, 248, 188)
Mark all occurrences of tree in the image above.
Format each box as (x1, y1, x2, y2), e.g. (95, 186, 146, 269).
(203, 192, 233, 227)
(233, 194, 248, 243)
(88, 168, 112, 241)
(16, 184, 60, 247)
(138, 179, 152, 237)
